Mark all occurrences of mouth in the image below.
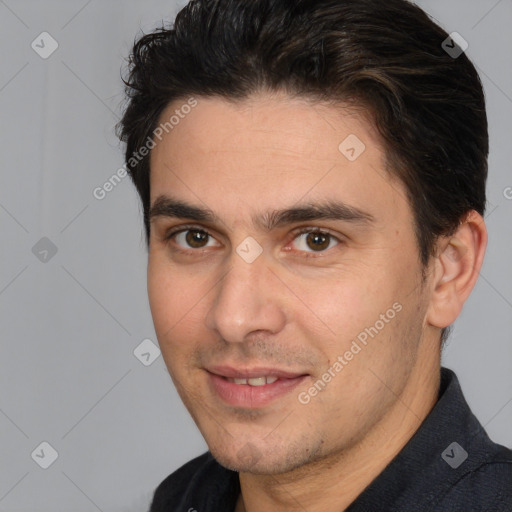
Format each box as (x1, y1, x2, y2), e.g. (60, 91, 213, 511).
(226, 376, 279, 386)
(206, 365, 309, 408)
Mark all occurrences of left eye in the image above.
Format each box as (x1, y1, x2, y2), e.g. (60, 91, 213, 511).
(292, 231, 339, 252)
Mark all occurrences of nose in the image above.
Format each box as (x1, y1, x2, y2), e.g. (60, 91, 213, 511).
(204, 250, 287, 343)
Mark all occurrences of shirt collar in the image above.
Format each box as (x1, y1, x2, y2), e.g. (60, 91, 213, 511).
(346, 367, 493, 510)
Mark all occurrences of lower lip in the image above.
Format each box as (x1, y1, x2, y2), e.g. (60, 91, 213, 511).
(207, 372, 308, 408)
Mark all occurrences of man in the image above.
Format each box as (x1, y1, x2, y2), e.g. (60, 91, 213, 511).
(118, 0, 512, 510)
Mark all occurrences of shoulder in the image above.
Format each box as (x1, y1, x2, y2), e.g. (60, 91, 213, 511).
(149, 451, 231, 512)
(432, 444, 512, 511)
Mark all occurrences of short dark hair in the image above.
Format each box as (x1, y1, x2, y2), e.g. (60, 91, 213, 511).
(118, 0, 488, 266)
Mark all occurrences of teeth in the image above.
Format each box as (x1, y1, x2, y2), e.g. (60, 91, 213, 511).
(248, 377, 266, 386)
(229, 376, 279, 386)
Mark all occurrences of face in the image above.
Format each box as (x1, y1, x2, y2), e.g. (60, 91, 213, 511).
(147, 92, 434, 475)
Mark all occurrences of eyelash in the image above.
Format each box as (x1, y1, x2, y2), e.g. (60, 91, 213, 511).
(289, 227, 341, 257)
(163, 224, 343, 258)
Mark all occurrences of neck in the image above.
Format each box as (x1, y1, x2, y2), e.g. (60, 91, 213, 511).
(235, 348, 441, 512)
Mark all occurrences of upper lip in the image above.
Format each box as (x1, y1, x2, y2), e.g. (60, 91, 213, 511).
(206, 365, 308, 379)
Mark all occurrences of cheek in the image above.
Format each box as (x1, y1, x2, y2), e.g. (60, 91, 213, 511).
(292, 272, 389, 345)
(147, 258, 174, 334)
(147, 257, 198, 346)
(147, 255, 217, 372)
(296, 265, 418, 373)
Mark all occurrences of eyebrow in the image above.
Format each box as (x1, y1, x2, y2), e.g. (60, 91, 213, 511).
(148, 195, 375, 230)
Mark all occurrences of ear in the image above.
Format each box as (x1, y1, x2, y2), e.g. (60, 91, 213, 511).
(426, 210, 487, 329)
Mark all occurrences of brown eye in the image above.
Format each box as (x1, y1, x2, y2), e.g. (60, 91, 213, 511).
(173, 229, 219, 249)
(306, 232, 330, 251)
(292, 230, 339, 253)
(185, 230, 209, 248)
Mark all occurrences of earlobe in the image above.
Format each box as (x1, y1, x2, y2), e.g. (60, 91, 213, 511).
(426, 210, 487, 329)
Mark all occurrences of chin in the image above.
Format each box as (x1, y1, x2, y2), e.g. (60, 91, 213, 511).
(209, 438, 321, 475)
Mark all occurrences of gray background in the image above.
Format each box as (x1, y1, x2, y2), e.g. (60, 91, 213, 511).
(0, 1, 510, 511)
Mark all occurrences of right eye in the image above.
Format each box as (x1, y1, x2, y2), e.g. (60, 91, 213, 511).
(168, 228, 221, 250)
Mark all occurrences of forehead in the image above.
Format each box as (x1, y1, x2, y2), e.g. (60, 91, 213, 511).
(152, 92, 380, 162)
(148, 93, 409, 226)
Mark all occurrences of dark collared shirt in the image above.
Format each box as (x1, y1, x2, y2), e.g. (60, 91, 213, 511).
(149, 368, 512, 511)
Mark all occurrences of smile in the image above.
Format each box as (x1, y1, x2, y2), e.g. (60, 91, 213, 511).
(206, 366, 309, 408)
(226, 376, 278, 385)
